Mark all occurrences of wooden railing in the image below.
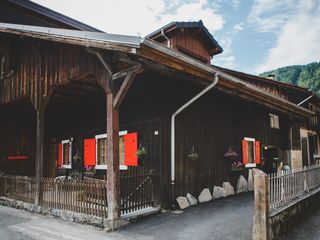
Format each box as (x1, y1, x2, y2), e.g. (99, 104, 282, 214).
(40, 178, 107, 217)
(0, 167, 156, 218)
(269, 164, 320, 210)
(0, 175, 36, 203)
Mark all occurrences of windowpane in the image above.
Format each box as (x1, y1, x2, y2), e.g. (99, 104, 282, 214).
(62, 143, 70, 165)
(247, 141, 254, 163)
(97, 138, 107, 165)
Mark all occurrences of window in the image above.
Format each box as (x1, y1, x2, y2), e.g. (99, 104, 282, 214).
(95, 131, 128, 170)
(62, 140, 72, 169)
(269, 114, 279, 129)
(242, 137, 261, 168)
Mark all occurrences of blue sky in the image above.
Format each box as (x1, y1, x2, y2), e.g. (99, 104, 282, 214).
(33, 0, 320, 74)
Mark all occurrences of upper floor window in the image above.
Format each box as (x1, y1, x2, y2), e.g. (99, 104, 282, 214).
(269, 114, 279, 129)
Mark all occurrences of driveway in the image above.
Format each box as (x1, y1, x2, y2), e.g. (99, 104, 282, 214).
(0, 193, 253, 240)
(118, 193, 253, 240)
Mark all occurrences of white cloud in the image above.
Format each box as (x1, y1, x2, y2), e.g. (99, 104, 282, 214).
(233, 22, 244, 32)
(252, 0, 320, 73)
(248, 0, 296, 33)
(212, 36, 237, 69)
(32, 0, 224, 36)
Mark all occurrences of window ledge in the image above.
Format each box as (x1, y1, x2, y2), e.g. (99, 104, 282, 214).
(245, 163, 256, 168)
(95, 165, 128, 170)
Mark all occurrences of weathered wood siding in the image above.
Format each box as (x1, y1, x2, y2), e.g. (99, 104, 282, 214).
(0, 35, 106, 109)
(0, 100, 36, 176)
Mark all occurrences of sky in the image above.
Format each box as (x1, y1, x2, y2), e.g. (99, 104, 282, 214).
(32, 0, 320, 74)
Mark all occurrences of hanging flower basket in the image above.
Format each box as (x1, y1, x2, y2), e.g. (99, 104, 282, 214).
(137, 142, 147, 159)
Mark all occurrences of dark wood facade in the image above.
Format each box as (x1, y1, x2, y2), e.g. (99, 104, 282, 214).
(0, 1, 319, 211)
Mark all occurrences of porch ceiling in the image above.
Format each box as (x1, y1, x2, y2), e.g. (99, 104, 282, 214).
(44, 77, 103, 108)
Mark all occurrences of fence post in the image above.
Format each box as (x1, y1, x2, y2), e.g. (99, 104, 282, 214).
(303, 166, 309, 192)
(253, 173, 270, 240)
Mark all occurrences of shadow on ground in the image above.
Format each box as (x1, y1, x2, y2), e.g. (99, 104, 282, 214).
(118, 193, 254, 240)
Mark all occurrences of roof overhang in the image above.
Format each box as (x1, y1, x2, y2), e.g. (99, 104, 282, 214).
(139, 39, 315, 117)
(0, 22, 314, 117)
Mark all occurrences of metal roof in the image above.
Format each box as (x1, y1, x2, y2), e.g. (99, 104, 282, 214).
(0, 22, 141, 50)
(146, 20, 223, 54)
(6, 0, 101, 32)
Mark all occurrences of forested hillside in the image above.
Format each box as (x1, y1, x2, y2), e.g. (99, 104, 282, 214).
(260, 62, 320, 94)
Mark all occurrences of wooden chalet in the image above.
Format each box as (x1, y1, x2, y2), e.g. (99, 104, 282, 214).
(0, 0, 319, 221)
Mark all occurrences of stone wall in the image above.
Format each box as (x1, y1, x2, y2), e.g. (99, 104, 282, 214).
(0, 197, 128, 231)
(269, 188, 320, 239)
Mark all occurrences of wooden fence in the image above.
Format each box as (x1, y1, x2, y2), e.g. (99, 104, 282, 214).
(269, 164, 320, 210)
(120, 167, 155, 214)
(0, 175, 36, 203)
(0, 167, 156, 218)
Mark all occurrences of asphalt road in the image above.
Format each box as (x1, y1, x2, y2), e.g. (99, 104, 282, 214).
(0, 193, 254, 240)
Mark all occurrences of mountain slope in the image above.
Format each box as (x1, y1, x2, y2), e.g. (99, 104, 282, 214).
(259, 62, 320, 94)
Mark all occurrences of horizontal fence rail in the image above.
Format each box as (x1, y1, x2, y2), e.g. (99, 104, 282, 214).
(269, 164, 320, 210)
(0, 167, 156, 219)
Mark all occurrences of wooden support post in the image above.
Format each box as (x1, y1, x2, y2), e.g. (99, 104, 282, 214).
(106, 92, 120, 221)
(35, 109, 45, 205)
(253, 173, 270, 240)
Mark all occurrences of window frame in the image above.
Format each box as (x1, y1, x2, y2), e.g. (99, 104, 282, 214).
(244, 137, 257, 168)
(61, 139, 72, 169)
(95, 130, 128, 170)
(269, 113, 280, 129)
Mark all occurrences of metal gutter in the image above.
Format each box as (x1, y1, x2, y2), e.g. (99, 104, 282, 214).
(0, 22, 140, 52)
(141, 38, 315, 117)
(170, 73, 219, 205)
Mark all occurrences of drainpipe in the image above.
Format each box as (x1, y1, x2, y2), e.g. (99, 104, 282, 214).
(170, 73, 219, 206)
(161, 28, 171, 48)
(298, 93, 314, 106)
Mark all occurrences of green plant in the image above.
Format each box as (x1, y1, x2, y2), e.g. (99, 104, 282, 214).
(137, 142, 147, 159)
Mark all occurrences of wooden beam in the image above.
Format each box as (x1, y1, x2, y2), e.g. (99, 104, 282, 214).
(112, 64, 141, 81)
(106, 91, 120, 221)
(113, 65, 141, 109)
(35, 109, 44, 205)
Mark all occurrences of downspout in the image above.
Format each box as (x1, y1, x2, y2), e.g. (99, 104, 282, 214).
(170, 73, 219, 206)
(161, 28, 171, 48)
(298, 93, 314, 106)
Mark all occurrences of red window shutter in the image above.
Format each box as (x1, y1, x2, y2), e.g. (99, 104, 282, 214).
(242, 140, 248, 164)
(124, 133, 138, 166)
(84, 138, 96, 166)
(58, 143, 62, 167)
(255, 141, 261, 164)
